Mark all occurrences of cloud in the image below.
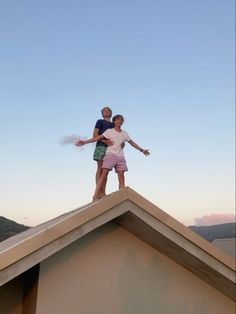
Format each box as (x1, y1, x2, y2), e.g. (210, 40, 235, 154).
(194, 213, 236, 226)
(59, 134, 85, 145)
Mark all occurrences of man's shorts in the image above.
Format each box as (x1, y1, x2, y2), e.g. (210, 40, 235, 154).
(102, 154, 128, 172)
(93, 146, 107, 161)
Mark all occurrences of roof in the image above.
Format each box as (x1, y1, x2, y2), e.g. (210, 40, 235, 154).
(0, 187, 235, 300)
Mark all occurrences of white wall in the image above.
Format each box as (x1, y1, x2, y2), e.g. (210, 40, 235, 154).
(36, 222, 235, 314)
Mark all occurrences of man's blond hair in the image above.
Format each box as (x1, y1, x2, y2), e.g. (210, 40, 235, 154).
(101, 106, 112, 118)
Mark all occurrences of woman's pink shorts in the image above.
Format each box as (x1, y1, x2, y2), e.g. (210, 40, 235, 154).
(102, 154, 128, 172)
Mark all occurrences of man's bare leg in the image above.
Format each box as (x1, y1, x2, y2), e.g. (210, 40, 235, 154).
(96, 160, 103, 184)
(93, 169, 110, 202)
(96, 161, 107, 198)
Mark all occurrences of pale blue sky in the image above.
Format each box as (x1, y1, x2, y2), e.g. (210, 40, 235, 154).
(0, 0, 235, 226)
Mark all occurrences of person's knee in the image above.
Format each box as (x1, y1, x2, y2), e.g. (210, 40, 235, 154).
(97, 161, 103, 169)
(101, 169, 109, 178)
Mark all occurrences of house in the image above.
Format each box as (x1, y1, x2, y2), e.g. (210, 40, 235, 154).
(0, 187, 235, 314)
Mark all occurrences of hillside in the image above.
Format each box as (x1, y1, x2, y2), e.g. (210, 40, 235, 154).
(0, 216, 30, 242)
(189, 222, 236, 242)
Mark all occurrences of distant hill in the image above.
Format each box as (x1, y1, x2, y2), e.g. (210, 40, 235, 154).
(0, 216, 30, 242)
(189, 222, 236, 242)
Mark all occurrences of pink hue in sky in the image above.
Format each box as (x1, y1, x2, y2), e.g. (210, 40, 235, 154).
(195, 213, 236, 226)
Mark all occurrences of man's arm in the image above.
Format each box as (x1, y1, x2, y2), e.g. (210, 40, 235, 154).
(128, 139, 150, 156)
(93, 127, 99, 138)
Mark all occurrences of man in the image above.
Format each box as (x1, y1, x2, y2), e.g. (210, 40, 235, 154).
(92, 106, 114, 198)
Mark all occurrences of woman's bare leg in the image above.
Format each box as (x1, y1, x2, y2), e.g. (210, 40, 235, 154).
(117, 171, 125, 189)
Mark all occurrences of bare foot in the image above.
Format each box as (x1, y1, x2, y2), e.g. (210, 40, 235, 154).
(98, 193, 107, 199)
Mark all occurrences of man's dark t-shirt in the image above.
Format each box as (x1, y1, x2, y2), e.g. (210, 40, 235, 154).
(95, 119, 114, 147)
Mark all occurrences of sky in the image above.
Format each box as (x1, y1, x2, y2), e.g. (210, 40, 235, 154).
(0, 0, 235, 227)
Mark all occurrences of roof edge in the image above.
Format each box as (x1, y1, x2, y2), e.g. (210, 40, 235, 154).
(0, 189, 130, 270)
(125, 187, 236, 271)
